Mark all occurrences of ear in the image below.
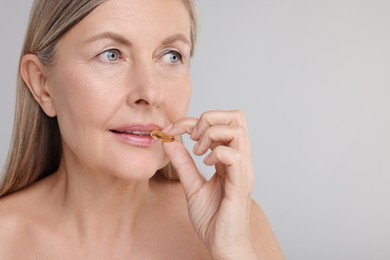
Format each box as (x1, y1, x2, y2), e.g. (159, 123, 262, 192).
(20, 54, 57, 117)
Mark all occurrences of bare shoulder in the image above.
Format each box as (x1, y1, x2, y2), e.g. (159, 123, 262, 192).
(250, 200, 285, 259)
(0, 178, 52, 258)
(0, 190, 32, 232)
(0, 192, 33, 257)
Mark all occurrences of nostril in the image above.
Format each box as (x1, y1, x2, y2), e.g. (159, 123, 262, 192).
(127, 84, 163, 107)
(135, 99, 150, 105)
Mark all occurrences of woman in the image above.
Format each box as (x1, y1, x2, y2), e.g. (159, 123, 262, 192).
(0, 0, 283, 259)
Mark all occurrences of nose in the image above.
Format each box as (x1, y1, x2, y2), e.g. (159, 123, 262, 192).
(126, 60, 164, 107)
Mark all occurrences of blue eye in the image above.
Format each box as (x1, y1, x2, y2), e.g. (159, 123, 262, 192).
(99, 49, 120, 62)
(163, 51, 182, 64)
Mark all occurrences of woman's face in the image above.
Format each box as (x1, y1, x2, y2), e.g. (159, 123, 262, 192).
(47, 0, 192, 179)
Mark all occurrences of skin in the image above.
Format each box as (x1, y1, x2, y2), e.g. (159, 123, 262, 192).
(0, 0, 283, 259)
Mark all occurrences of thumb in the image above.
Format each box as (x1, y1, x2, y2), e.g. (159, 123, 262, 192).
(163, 141, 205, 198)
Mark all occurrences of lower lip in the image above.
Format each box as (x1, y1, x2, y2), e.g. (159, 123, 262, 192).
(111, 131, 157, 147)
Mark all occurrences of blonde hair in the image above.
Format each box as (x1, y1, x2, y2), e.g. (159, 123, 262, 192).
(0, 0, 198, 198)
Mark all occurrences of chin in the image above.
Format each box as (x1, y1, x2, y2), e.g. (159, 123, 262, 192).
(93, 144, 170, 181)
(107, 157, 168, 182)
(115, 166, 157, 181)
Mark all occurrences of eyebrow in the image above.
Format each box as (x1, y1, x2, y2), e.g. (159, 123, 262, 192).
(161, 34, 191, 47)
(83, 31, 191, 47)
(83, 32, 132, 46)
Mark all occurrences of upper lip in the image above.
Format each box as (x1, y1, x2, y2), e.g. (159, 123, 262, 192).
(110, 124, 163, 134)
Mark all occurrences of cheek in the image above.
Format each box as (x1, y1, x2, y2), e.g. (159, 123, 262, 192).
(49, 66, 123, 128)
(181, 76, 192, 113)
(47, 65, 127, 167)
(181, 86, 192, 114)
(169, 78, 192, 119)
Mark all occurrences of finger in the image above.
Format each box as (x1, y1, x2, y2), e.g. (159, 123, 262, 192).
(203, 146, 254, 197)
(215, 163, 227, 183)
(164, 117, 198, 136)
(193, 125, 248, 156)
(162, 141, 205, 199)
(192, 110, 247, 140)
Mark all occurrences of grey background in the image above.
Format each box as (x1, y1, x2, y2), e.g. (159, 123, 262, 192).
(1, 1, 389, 259)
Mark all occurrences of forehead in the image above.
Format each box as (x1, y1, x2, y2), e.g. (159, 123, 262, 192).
(72, 0, 191, 43)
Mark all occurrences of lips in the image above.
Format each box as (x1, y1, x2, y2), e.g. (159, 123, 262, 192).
(110, 124, 161, 147)
(111, 129, 151, 136)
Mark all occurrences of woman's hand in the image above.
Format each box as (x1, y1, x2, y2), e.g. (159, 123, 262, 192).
(162, 110, 258, 260)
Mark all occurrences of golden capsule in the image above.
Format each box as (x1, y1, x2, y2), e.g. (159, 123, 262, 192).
(150, 129, 175, 142)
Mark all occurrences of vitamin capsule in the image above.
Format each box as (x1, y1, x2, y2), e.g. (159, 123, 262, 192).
(150, 129, 175, 142)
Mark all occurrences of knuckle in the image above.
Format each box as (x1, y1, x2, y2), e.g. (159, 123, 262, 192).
(232, 110, 246, 124)
(212, 146, 227, 161)
(221, 148, 242, 165)
(199, 127, 213, 142)
(212, 145, 224, 156)
(232, 109, 244, 118)
(199, 111, 211, 123)
(234, 125, 247, 136)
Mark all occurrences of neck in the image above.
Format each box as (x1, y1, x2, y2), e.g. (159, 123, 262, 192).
(49, 158, 157, 243)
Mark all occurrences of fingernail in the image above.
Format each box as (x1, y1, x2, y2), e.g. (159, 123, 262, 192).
(162, 123, 173, 133)
(203, 154, 211, 164)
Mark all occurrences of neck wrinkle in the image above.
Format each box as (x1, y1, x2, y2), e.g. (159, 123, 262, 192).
(50, 159, 154, 244)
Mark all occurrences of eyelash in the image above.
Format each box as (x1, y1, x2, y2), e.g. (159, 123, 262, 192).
(96, 49, 185, 65)
(97, 49, 122, 63)
(162, 50, 184, 64)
